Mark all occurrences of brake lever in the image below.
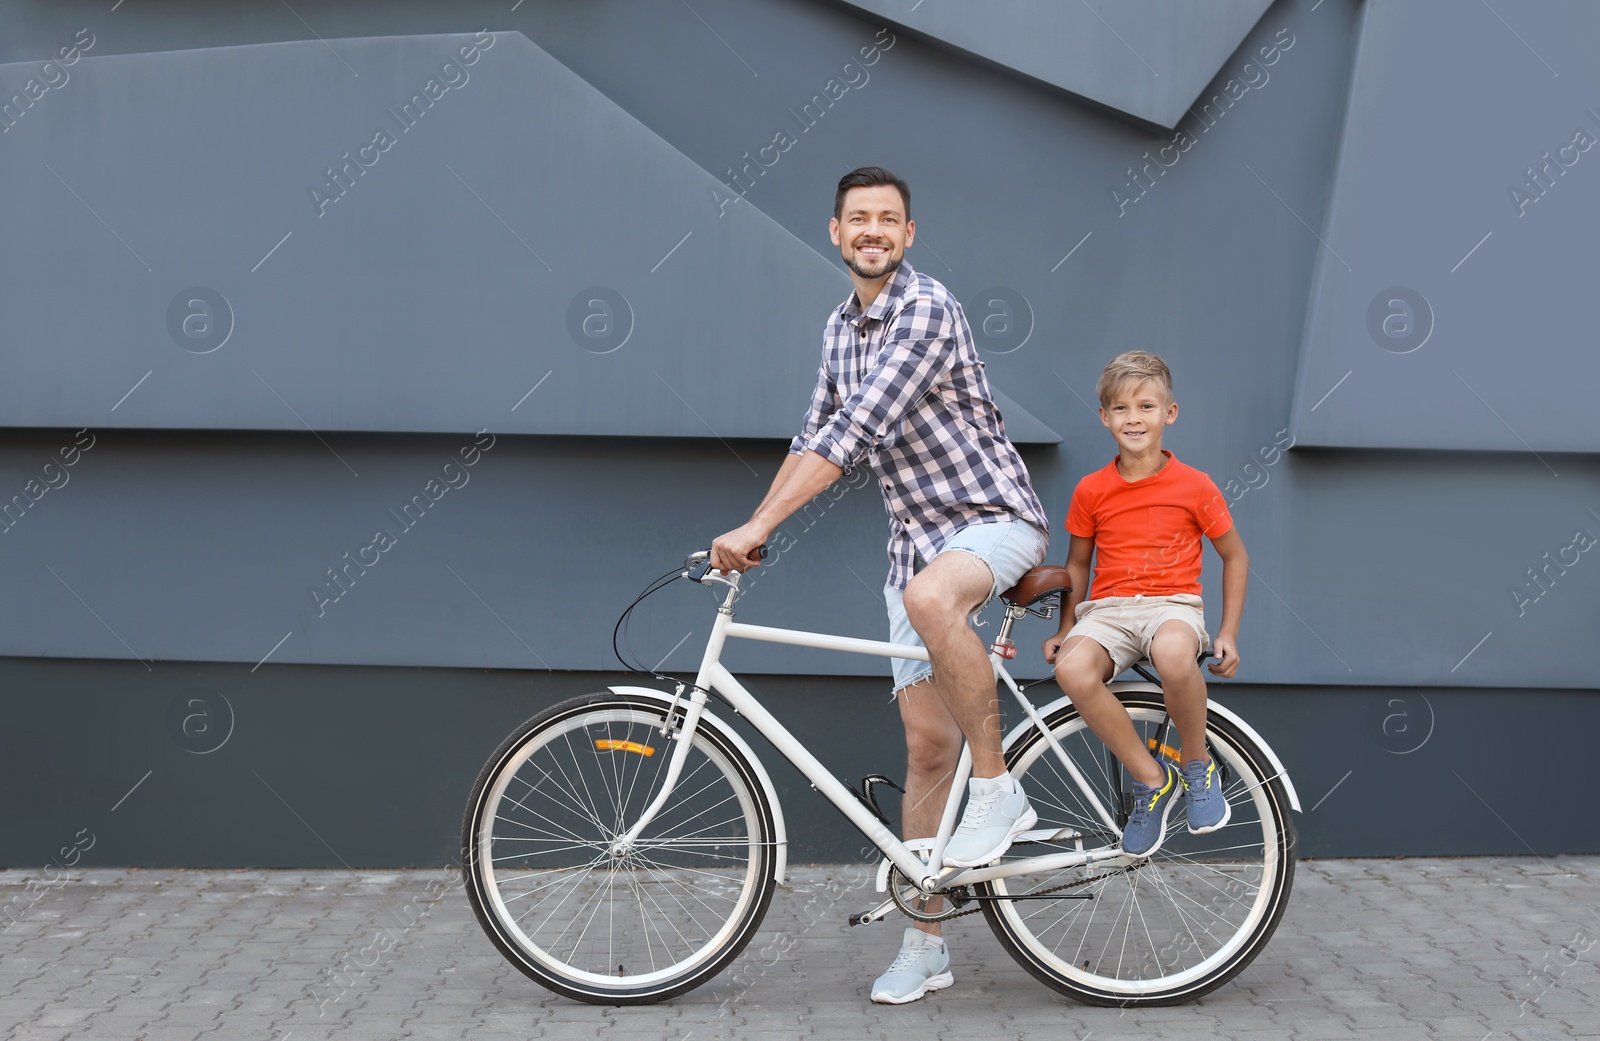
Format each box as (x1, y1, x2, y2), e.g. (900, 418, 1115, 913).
(683, 550, 714, 584)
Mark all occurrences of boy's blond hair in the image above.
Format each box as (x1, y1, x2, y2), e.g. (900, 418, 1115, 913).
(1096, 351, 1173, 408)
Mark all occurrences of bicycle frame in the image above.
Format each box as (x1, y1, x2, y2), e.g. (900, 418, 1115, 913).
(611, 570, 1134, 895)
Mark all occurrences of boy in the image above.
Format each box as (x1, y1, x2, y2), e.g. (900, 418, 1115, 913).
(1042, 351, 1248, 857)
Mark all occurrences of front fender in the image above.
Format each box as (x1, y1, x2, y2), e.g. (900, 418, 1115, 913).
(607, 685, 788, 883)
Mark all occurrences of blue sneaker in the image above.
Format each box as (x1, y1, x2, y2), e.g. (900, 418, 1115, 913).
(870, 928, 954, 1004)
(1181, 757, 1231, 834)
(1121, 761, 1181, 857)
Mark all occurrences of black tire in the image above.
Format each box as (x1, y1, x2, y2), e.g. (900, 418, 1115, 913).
(462, 693, 777, 1004)
(979, 689, 1296, 1005)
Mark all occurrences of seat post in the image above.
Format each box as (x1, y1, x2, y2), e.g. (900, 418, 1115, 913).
(990, 603, 1026, 659)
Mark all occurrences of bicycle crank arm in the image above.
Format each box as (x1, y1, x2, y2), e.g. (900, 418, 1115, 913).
(848, 897, 900, 927)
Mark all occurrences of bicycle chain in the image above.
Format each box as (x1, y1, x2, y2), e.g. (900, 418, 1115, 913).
(891, 861, 1139, 921)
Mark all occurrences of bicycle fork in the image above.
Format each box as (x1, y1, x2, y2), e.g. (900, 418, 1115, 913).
(608, 599, 735, 857)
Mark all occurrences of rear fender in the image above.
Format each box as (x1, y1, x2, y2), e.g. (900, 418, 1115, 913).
(1004, 685, 1302, 813)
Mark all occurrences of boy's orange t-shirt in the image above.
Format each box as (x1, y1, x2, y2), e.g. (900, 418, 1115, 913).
(1064, 450, 1233, 600)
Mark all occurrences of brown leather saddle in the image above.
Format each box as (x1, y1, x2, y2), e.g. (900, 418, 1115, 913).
(999, 564, 1072, 608)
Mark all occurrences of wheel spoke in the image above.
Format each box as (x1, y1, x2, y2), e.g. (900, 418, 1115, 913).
(508, 761, 611, 840)
(629, 848, 745, 922)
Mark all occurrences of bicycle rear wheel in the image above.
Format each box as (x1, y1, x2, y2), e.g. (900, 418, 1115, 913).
(462, 692, 777, 1004)
(980, 689, 1296, 1005)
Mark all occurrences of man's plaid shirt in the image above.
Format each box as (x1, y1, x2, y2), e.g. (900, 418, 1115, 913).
(790, 261, 1049, 590)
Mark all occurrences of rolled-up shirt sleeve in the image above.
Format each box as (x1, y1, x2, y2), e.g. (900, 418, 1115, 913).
(788, 363, 836, 456)
(804, 299, 955, 471)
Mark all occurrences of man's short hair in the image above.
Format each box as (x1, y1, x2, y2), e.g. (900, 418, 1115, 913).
(1097, 351, 1173, 407)
(834, 166, 911, 221)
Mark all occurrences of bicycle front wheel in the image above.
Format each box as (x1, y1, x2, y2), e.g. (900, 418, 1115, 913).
(462, 693, 778, 1004)
(980, 689, 1296, 1005)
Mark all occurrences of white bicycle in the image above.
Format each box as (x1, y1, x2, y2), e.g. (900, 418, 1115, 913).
(462, 552, 1300, 1006)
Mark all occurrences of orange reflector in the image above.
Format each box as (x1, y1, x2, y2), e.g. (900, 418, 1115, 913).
(595, 739, 656, 757)
(1145, 738, 1181, 764)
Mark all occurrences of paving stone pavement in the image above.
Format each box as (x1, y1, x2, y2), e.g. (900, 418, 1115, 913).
(3, 857, 1598, 1040)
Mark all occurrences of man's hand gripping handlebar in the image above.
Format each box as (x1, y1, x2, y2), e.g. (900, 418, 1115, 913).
(685, 545, 766, 587)
(710, 525, 772, 574)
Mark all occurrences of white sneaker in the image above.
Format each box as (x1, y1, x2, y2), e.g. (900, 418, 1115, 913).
(870, 928, 954, 1004)
(942, 776, 1037, 868)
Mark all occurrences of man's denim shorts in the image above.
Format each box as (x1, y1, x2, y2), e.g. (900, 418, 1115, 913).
(884, 517, 1049, 696)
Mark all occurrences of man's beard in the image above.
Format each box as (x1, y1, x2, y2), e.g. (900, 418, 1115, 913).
(846, 251, 902, 281)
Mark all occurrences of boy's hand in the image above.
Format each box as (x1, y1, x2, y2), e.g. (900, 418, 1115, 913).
(1042, 631, 1068, 665)
(1208, 635, 1241, 678)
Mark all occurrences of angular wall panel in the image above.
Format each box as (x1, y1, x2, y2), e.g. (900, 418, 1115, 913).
(1289, 0, 1600, 453)
(832, 0, 1274, 128)
(0, 32, 1055, 441)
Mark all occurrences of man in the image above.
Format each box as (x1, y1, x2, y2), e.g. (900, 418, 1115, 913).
(711, 167, 1051, 1004)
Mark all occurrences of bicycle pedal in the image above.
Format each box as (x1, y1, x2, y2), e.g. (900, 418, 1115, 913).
(849, 897, 897, 926)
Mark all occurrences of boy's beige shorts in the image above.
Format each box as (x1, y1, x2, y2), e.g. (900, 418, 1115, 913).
(1065, 593, 1211, 676)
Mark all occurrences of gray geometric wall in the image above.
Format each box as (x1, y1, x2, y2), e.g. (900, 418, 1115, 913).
(5, 0, 1593, 688)
(1, 0, 1597, 865)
